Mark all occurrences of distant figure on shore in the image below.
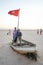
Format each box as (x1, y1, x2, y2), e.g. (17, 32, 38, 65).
(37, 29, 42, 35)
(37, 29, 39, 34)
(40, 29, 42, 35)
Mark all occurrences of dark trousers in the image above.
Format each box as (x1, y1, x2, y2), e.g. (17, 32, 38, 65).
(13, 37, 17, 43)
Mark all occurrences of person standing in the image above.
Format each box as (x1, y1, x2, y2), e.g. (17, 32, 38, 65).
(13, 27, 16, 40)
(40, 29, 42, 35)
(17, 29, 22, 44)
(12, 27, 17, 44)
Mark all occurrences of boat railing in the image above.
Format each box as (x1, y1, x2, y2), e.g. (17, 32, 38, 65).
(22, 39, 36, 47)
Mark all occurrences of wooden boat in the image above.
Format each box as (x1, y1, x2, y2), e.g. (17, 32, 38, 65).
(10, 39, 37, 61)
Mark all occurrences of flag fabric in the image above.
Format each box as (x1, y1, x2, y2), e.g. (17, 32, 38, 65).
(8, 9, 19, 16)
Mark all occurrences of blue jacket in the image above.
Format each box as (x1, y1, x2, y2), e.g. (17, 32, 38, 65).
(17, 31, 22, 37)
(13, 30, 18, 40)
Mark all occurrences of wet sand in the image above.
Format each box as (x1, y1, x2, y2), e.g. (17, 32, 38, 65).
(0, 30, 43, 65)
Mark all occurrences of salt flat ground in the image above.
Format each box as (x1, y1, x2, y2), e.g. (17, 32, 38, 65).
(0, 30, 43, 65)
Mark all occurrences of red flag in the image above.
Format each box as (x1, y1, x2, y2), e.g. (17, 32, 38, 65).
(8, 9, 19, 16)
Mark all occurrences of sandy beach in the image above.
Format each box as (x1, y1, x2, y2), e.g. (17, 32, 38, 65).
(0, 29, 43, 65)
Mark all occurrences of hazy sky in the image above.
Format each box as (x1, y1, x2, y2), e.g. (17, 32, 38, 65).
(0, 0, 43, 29)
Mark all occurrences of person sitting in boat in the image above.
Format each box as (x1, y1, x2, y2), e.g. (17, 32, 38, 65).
(17, 29, 22, 44)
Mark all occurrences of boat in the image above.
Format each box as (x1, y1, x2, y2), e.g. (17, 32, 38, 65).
(10, 39, 37, 61)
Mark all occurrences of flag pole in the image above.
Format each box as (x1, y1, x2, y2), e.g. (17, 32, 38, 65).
(17, 8, 20, 29)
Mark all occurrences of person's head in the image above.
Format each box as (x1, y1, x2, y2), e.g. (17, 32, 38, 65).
(14, 27, 16, 30)
(18, 29, 20, 32)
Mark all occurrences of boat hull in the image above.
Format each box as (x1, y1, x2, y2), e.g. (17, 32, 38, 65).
(11, 45, 37, 54)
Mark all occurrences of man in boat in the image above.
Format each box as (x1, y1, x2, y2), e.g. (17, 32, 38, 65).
(13, 27, 16, 40)
(12, 27, 18, 44)
(17, 29, 22, 44)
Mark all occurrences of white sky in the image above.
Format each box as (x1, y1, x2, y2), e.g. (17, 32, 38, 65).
(0, 0, 43, 29)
